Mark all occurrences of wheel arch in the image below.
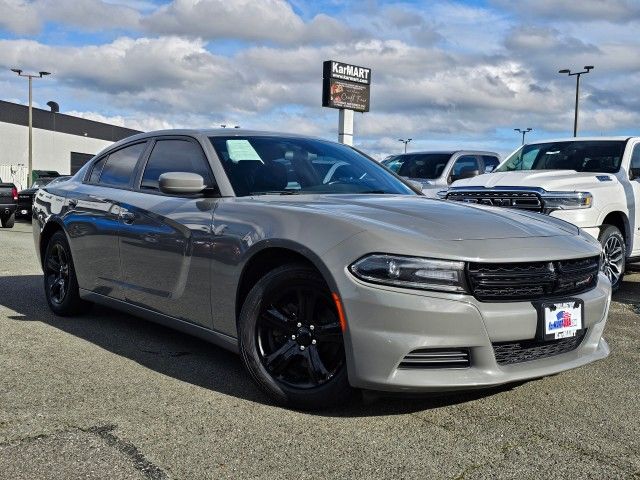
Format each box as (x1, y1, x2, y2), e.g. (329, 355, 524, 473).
(599, 210, 630, 251)
(39, 218, 66, 270)
(235, 240, 340, 323)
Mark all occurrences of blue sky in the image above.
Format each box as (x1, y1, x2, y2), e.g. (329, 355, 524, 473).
(1, 0, 639, 158)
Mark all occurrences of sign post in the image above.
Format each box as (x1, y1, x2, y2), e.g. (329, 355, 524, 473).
(322, 60, 371, 145)
(338, 109, 354, 146)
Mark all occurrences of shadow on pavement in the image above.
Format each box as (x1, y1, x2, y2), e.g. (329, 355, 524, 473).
(0, 273, 554, 417)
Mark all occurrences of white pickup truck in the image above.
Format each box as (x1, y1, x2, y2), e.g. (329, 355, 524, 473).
(444, 137, 640, 290)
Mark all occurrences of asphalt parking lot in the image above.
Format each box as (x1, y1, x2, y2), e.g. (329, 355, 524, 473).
(1, 220, 639, 479)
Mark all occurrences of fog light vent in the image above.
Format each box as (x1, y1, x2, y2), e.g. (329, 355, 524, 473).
(399, 348, 470, 369)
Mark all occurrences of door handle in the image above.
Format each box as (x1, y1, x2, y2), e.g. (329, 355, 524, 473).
(121, 212, 135, 224)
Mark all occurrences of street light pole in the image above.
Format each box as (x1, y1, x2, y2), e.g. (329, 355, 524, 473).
(514, 128, 532, 145)
(398, 138, 412, 153)
(558, 66, 594, 137)
(11, 68, 51, 187)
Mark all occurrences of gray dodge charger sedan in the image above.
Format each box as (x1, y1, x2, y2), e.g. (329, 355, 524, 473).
(33, 129, 611, 409)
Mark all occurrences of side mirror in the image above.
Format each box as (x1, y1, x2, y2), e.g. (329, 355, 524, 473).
(159, 172, 205, 195)
(450, 169, 480, 184)
(630, 168, 640, 180)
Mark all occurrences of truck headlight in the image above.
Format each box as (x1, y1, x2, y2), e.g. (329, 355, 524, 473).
(349, 254, 467, 293)
(541, 191, 592, 210)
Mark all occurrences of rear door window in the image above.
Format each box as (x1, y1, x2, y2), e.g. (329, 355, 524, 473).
(481, 155, 500, 172)
(451, 155, 480, 177)
(98, 143, 146, 188)
(141, 139, 214, 191)
(88, 157, 107, 183)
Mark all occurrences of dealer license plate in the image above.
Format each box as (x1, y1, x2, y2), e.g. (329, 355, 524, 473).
(543, 301, 583, 340)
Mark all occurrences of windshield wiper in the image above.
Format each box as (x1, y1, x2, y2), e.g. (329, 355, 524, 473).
(252, 190, 301, 195)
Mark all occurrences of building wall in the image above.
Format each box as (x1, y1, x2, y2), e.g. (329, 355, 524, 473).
(0, 122, 113, 184)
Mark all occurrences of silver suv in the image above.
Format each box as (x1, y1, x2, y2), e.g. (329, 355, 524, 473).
(382, 150, 500, 197)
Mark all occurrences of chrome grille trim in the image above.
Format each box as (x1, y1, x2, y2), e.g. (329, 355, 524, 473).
(399, 348, 470, 369)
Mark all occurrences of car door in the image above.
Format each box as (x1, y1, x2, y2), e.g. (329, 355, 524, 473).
(66, 141, 148, 299)
(117, 136, 218, 328)
(627, 142, 640, 255)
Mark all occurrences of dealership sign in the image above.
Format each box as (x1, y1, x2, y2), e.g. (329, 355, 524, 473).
(322, 60, 371, 112)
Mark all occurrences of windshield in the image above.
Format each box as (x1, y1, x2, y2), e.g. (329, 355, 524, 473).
(497, 140, 626, 173)
(209, 136, 415, 196)
(393, 153, 452, 179)
(381, 156, 402, 172)
(32, 177, 56, 188)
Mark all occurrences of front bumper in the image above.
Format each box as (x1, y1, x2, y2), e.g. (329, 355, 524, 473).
(339, 272, 611, 392)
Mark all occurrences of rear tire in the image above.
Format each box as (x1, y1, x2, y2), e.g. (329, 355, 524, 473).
(43, 231, 91, 316)
(238, 264, 353, 410)
(599, 224, 625, 291)
(1, 212, 15, 228)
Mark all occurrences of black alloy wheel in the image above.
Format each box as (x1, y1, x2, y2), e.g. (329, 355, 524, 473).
(238, 264, 353, 409)
(46, 242, 70, 305)
(257, 285, 344, 389)
(43, 231, 90, 315)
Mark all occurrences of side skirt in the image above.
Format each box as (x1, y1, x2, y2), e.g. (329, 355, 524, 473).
(79, 288, 239, 354)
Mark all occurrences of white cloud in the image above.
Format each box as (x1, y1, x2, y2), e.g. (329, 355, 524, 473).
(142, 0, 353, 45)
(1, 0, 639, 157)
(493, 0, 640, 23)
(0, 0, 41, 35)
(0, 0, 140, 33)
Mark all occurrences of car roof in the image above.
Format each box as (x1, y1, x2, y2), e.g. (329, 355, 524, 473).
(104, 129, 330, 156)
(393, 150, 500, 157)
(524, 136, 635, 145)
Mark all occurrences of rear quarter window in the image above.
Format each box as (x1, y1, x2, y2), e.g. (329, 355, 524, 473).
(97, 142, 146, 188)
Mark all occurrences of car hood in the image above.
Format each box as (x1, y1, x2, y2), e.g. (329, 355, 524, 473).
(253, 194, 578, 241)
(451, 170, 612, 190)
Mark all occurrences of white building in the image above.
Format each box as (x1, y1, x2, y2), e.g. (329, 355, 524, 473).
(0, 100, 140, 189)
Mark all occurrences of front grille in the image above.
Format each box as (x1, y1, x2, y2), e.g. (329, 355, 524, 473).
(493, 330, 587, 365)
(399, 348, 470, 369)
(447, 190, 543, 212)
(467, 256, 599, 302)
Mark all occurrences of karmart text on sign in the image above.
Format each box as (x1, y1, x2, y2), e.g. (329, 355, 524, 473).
(324, 61, 371, 85)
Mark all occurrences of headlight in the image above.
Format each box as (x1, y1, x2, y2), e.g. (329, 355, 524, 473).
(349, 254, 467, 293)
(541, 191, 592, 210)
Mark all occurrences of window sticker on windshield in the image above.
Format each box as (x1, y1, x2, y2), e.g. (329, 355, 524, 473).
(227, 140, 263, 163)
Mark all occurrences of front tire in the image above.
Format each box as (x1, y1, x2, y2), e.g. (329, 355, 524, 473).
(1, 212, 15, 228)
(238, 264, 353, 410)
(599, 224, 625, 291)
(43, 231, 90, 316)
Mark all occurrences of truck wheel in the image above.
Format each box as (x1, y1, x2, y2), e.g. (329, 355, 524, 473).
(599, 225, 625, 291)
(1, 212, 15, 228)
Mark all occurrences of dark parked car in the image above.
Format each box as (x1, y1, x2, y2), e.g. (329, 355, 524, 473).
(33, 129, 610, 409)
(18, 176, 71, 219)
(0, 177, 18, 228)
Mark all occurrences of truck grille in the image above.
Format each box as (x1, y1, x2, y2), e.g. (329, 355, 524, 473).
(493, 330, 587, 365)
(399, 348, 470, 369)
(467, 256, 600, 302)
(446, 190, 543, 212)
